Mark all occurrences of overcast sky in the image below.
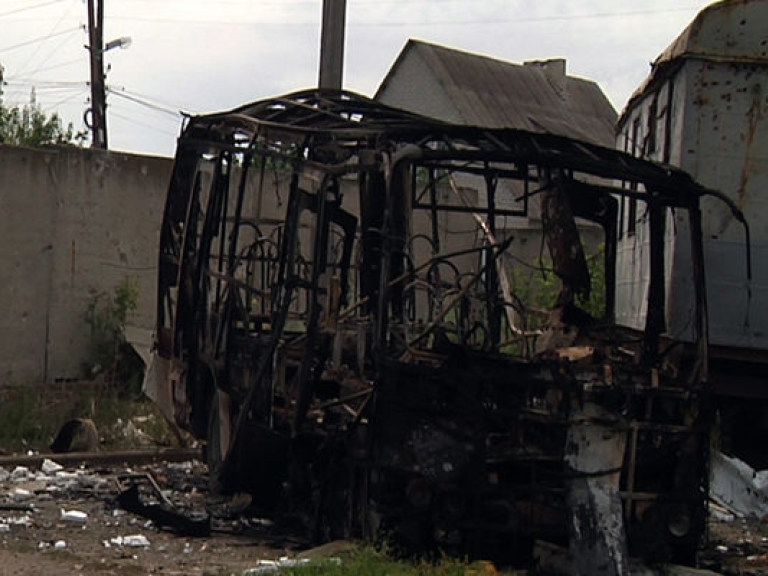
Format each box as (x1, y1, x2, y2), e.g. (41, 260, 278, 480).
(0, 0, 714, 157)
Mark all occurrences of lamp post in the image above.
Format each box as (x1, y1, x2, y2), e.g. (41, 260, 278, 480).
(86, 0, 130, 149)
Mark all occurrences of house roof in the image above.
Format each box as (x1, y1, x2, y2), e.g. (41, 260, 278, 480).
(374, 39, 617, 148)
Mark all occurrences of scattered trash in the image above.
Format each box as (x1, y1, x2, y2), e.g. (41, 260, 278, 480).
(10, 466, 30, 482)
(709, 501, 736, 523)
(710, 452, 768, 518)
(115, 418, 156, 446)
(60, 509, 88, 524)
(2, 515, 32, 527)
(116, 483, 210, 536)
(0, 502, 35, 512)
(0, 524, 10, 533)
(11, 488, 33, 501)
(244, 557, 313, 575)
(109, 534, 151, 548)
(41, 459, 64, 474)
(54, 540, 67, 550)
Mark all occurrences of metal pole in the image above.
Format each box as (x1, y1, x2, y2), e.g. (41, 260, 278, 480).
(318, 0, 346, 90)
(87, 0, 107, 149)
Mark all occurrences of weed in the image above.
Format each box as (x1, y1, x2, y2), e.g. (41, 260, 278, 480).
(254, 547, 506, 576)
(0, 384, 175, 453)
(84, 278, 144, 393)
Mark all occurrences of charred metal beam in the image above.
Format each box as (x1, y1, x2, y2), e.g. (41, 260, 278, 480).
(540, 170, 590, 303)
(117, 484, 211, 537)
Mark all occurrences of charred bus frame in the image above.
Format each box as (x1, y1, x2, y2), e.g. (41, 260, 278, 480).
(148, 90, 742, 570)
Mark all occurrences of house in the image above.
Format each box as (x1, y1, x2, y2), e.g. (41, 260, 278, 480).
(375, 40, 618, 300)
(375, 39, 616, 146)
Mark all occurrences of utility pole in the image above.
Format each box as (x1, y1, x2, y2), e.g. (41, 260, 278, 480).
(87, 0, 107, 149)
(318, 0, 346, 90)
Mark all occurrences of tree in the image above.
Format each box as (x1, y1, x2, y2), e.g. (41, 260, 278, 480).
(0, 65, 85, 147)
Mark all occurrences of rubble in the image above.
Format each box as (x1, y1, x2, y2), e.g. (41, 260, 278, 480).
(107, 534, 151, 548)
(61, 509, 88, 524)
(40, 459, 63, 475)
(710, 452, 768, 518)
(243, 557, 313, 575)
(0, 447, 764, 574)
(10, 466, 30, 482)
(0, 455, 291, 574)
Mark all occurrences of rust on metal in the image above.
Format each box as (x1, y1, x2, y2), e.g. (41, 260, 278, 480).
(146, 89, 742, 570)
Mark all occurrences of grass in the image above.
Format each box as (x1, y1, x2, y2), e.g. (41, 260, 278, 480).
(243, 547, 513, 576)
(0, 381, 176, 454)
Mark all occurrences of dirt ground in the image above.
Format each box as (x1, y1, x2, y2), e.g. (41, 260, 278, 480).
(3, 454, 768, 576)
(705, 516, 768, 576)
(0, 458, 305, 576)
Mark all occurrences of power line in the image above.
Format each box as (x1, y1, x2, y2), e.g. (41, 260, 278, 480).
(25, 57, 83, 76)
(107, 88, 186, 118)
(16, 0, 81, 78)
(0, 0, 66, 18)
(0, 26, 81, 53)
(105, 6, 702, 27)
(110, 109, 181, 137)
(4, 78, 88, 87)
(47, 87, 88, 109)
(108, 85, 195, 114)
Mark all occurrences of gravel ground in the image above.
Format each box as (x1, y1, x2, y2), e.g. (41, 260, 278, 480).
(3, 453, 767, 575)
(0, 457, 302, 576)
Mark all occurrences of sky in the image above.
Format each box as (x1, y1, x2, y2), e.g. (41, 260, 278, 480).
(0, 0, 715, 158)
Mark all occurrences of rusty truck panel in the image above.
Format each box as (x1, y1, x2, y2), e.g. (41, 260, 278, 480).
(616, 0, 766, 358)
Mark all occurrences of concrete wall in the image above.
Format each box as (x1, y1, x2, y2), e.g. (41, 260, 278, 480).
(0, 145, 172, 385)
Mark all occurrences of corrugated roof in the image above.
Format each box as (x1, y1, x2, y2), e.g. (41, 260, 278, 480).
(375, 39, 617, 148)
(619, 0, 768, 127)
(655, 0, 768, 67)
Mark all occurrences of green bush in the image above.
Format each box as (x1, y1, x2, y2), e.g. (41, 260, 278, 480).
(84, 279, 143, 393)
(509, 244, 606, 326)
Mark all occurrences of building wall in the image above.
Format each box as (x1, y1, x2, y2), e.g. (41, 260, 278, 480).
(376, 49, 462, 124)
(0, 145, 172, 385)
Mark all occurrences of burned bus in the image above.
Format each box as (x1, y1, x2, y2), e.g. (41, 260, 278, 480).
(144, 90, 743, 571)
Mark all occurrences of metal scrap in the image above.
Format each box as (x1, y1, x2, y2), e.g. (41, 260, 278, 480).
(146, 89, 744, 570)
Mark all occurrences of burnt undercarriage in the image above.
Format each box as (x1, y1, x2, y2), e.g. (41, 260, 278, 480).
(146, 90, 731, 572)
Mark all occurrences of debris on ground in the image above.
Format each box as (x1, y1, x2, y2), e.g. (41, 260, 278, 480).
(2, 450, 768, 575)
(50, 418, 99, 453)
(0, 455, 301, 575)
(711, 451, 768, 518)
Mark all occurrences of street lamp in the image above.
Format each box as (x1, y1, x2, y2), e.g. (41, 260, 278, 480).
(86, 0, 131, 149)
(104, 36, 132, 52)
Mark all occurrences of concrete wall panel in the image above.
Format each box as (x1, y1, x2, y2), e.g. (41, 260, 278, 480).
(0, 145, 172, 385)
